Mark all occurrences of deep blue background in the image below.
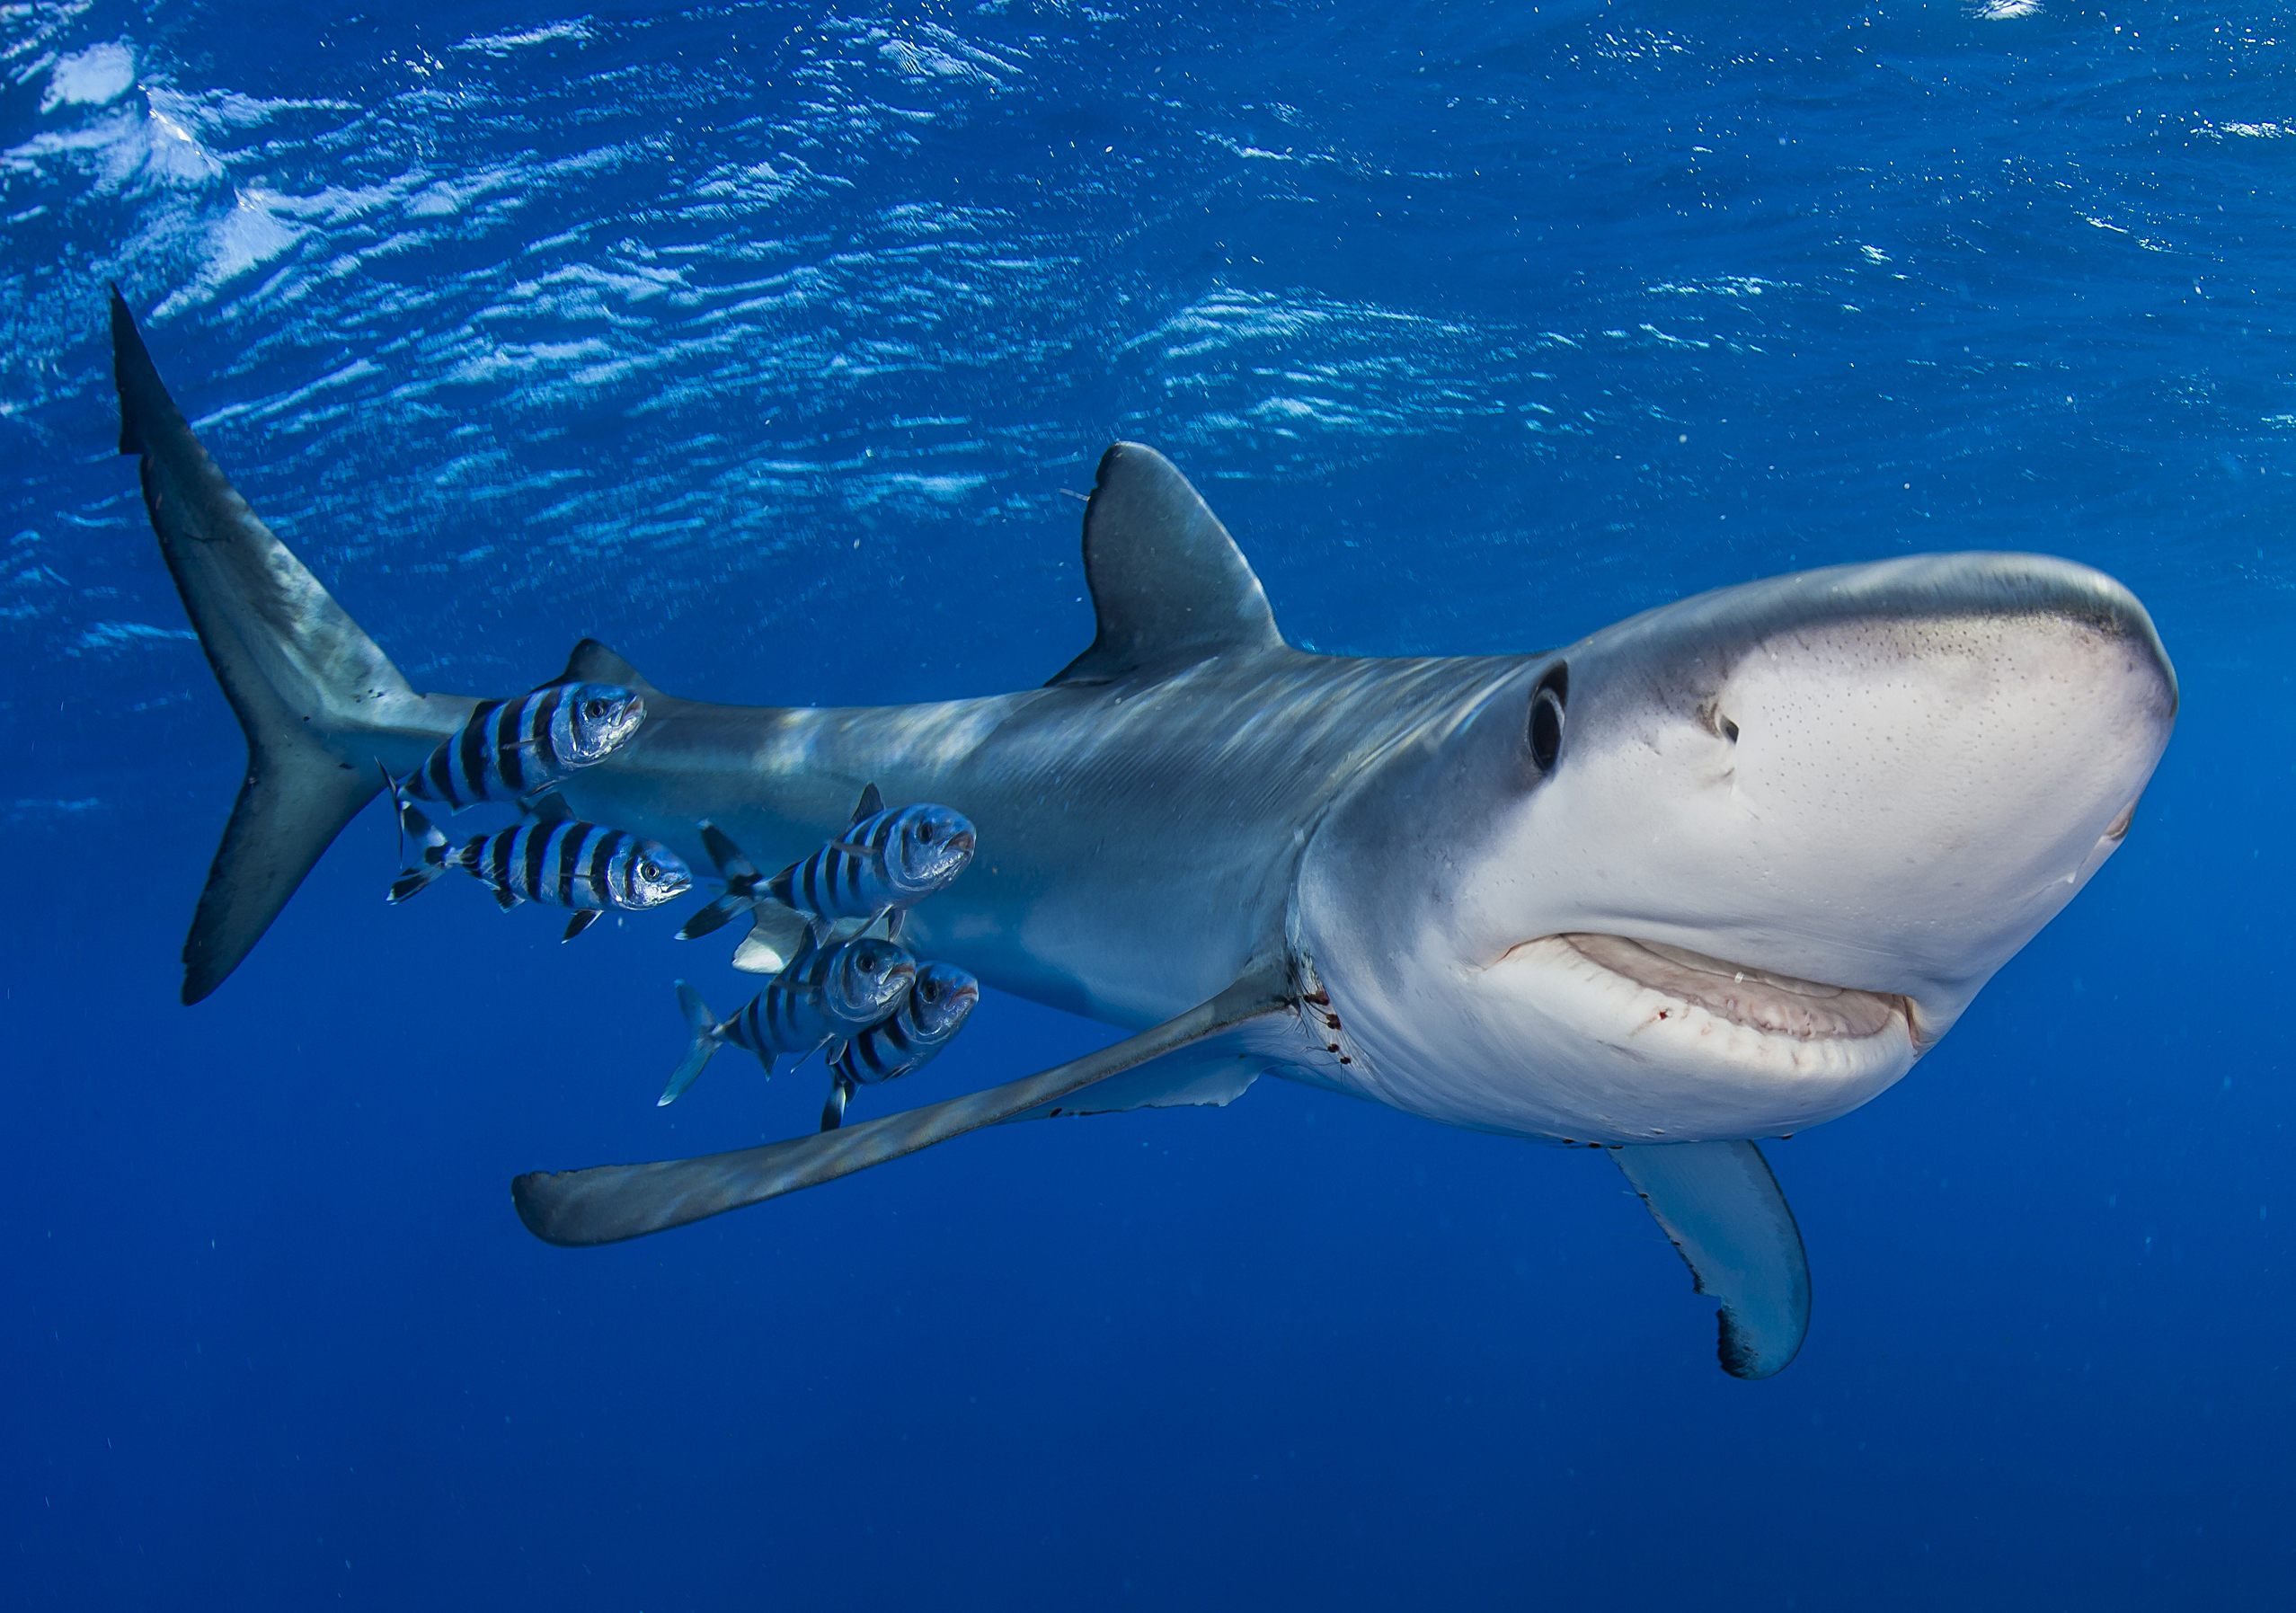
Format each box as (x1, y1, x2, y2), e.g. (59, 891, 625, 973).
(5, 2, 2293, 1606)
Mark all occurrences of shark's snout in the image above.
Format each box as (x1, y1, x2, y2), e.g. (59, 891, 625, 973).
(1299, 552, 2177, 1146)
(1545, 553, 2176, 985)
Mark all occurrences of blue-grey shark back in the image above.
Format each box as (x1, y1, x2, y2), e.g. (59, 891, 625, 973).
(560, 647, 1520, 1031)
(110, 289, 2176, 1380)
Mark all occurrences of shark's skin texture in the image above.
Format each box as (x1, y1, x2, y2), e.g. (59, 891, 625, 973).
(111, 289, 2176, 1372)
(532, 550, 2173, 1148)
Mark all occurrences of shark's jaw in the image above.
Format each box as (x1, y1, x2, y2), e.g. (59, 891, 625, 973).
(1465, 933, 1921, 1139)
(1517, 935, 1915, 1047)
(1297, 921, 1928, 1145)
(1291, 552, 2177, 1145)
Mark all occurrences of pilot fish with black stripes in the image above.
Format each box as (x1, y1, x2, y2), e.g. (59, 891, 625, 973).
(821, 962, 980, 1131)
(661, 935, 917, 1104)
(677, 784, 976, 947)
(396, 677, 645, 811)
(388, 795, 694, 941)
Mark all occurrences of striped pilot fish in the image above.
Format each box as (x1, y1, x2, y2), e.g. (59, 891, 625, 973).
(659, 933, 916, 1106)
(388, 796, 692, 941)
(820, 962, 980, 1131)
(677, 782, 976, 946)
(398, 678, 644, 812)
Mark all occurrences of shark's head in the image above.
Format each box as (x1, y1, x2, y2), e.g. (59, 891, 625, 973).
(1294, 554, 2177, 1144)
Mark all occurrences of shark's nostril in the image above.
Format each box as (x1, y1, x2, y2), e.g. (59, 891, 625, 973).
(1698, 701, 1741, 743)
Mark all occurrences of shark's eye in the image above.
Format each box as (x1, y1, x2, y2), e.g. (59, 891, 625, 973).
(1529, 664, 1567, 773)
(582, 699, 607, 720)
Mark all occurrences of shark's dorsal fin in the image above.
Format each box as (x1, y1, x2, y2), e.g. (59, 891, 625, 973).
(556, 638, 658, 695)
(1048, 443, 1285, 687)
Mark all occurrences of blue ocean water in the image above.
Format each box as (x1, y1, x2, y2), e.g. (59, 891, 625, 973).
(4, 0, 2291, 1605)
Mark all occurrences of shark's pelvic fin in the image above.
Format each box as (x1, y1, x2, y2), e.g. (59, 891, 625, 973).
(556, 637, 658, 695)
(110, 288, 441, 1004)
(1047, 442, 1287, 687)
(1613, 1139, 1811, 1381)
(730, 904, 811, 973)
(512, 955, 1297, 1245)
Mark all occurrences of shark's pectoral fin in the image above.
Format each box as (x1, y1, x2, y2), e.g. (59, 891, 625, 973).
(1047, 443, 1287, 687)
(1613, 1140, 1811, 1381)
(998, 1042, 1292, 1121)
(510, 957, 1296, 1246)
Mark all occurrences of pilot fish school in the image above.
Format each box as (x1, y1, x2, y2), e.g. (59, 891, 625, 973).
(111, 287, 2176, 1381)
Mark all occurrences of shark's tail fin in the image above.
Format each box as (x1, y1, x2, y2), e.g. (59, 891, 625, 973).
(110, 288, 448, 1003)
(660, 981, 726, 1106)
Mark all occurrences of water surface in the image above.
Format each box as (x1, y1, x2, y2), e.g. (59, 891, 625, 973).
(4, 3, 2291, 1607)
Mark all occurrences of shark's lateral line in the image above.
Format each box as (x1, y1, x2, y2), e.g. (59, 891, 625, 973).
(111, 291, 2177, 1379)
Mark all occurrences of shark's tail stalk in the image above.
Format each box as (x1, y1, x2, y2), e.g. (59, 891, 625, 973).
(110, 288, 455, 1002)
(660, 981, 729, 1106)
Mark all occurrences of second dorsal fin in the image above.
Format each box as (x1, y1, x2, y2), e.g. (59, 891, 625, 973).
(555, 638, 659, 695)
(1047, 443, 1285, 687)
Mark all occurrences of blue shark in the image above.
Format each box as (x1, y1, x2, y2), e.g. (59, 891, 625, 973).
(111, 290, 2176, 1378)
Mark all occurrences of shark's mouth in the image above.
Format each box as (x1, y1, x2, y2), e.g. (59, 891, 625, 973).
(1519, 933, 1916, 1047)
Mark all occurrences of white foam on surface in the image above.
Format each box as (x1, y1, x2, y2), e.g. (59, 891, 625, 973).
(40, 40, 132, 111)
(453, 20, 596, 56)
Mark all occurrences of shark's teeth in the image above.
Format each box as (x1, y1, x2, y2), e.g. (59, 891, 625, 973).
(1550, 934, 1908, 1041)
